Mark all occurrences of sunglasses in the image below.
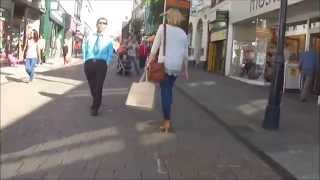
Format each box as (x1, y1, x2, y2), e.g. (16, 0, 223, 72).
(98, 21, 107, 25)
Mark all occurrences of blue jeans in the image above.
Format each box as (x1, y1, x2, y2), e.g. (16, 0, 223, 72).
(25, 58, 37, 80)
(160, 74, 177, 120)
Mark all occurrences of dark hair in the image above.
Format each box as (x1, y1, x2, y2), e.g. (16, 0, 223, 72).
(32, 30, 39, 42)
(96, 17, 108, 25)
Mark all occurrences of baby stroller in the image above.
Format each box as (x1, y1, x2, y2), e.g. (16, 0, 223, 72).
(116, 46, 132, 76)
(116, 53, 132, 76)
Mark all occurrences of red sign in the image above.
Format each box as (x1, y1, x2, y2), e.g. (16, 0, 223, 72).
(167, 0, 190, 9)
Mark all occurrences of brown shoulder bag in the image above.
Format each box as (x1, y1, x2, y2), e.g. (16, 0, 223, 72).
(148, 24, 166, 83)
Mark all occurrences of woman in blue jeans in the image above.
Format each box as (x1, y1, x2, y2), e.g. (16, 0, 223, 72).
(24, 29, 41, 82)
(149, 8, 189, 133)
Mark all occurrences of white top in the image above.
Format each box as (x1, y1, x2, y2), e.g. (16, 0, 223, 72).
(151, 24, 188, 74)
(26, 40, 38, 59)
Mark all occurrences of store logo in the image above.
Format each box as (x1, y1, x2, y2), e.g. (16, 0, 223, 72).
(250, 0, 280, 12)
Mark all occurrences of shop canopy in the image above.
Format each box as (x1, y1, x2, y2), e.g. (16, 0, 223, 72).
(166, 0, 190, 9)
(12, 0, 45, 15)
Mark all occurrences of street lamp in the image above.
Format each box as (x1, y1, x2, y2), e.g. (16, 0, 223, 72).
(263, 0, 288, 130)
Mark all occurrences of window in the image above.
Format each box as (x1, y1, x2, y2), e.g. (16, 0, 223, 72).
(74, 0, 81, 18)
(211, 0, 216, 7)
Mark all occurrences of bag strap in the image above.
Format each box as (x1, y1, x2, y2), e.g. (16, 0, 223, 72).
(163, 23, 166, 56)
(139, 70, 148, 82)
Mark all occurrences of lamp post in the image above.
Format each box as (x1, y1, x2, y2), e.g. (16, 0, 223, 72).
(263, 0, 288, 130)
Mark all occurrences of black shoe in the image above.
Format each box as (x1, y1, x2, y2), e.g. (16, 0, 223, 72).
(90, 109, 98, 116)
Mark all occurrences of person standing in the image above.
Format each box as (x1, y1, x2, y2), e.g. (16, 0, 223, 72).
(148, 8, 189, 133)
(63, 39, 69, 65)
(4, 35, 11, 59)
(126, 36, 140, 75)
(299, 48, 319, 102)
(74, 41, 81, 58)
(24, 29, 41, 82)
(38, 35, 46, 64)
(138, 39, 150, 69)
(82, 17, 114, 116)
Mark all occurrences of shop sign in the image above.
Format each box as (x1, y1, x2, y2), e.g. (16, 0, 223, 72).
(250, 0, 280, 12)
(250, 0, 304, 13)
(210, 29, 227, 42)
(231, 0, 304, 23)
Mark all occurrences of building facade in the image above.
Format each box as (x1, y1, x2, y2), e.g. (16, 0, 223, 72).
(1, 0, 44, 60)
(131, 0, 145, 40)
(228, 0, 320, 87)
(189, 0, 319, 91)
(188, 0, 230, 72)
(40, 0, 67, 60)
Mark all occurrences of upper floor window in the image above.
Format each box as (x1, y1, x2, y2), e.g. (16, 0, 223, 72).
(211, 0, 226, 7)
(211, 0, 217, 7)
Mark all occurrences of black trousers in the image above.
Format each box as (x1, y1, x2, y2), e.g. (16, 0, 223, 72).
(84, 60, 108, 110)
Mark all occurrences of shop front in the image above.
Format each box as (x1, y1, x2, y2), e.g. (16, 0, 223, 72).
(207, 11, 228, 74)
(7, 0, 44, 61)
(47, 1, 66, 60)
(229, 0, 319, 87)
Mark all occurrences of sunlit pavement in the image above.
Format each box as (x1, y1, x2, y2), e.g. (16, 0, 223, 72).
(1, 62, 282, 180)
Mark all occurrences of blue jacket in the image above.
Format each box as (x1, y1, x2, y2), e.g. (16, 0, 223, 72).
(299, 50, 319, 76)
(82, 32, 114, 64)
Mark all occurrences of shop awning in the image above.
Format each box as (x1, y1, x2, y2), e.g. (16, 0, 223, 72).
(166, 0, 190, 9)
(12, 0, 45, 15)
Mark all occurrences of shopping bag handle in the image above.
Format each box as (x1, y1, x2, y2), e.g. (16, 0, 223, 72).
(139, 70, 148, 82)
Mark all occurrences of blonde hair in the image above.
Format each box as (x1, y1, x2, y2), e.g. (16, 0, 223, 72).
(166, 8, 185, 26)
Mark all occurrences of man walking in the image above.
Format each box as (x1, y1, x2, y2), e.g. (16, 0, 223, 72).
(82, 17, 114, 116)
(299, 48, 319, 102)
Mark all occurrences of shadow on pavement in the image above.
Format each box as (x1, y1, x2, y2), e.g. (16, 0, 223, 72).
(1, 64, 284, 180)
(5, 76, 26, 83)
(0, 64, 172, 180)
(0, 72, 14, 76)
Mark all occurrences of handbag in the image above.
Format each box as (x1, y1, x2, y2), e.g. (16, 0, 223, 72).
(148, 23, 167, 83)
(125, 71, 156, 111)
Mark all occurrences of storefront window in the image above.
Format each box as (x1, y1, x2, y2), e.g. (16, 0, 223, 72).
(231, 17, 279, 82)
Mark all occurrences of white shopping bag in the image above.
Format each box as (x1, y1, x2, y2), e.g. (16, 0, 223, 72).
(126, 72, 156, 111)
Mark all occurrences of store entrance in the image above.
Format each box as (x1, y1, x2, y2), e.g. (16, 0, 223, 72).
(285, 35, 306, 62)
(310, 33, 320, 94)
(207, 40, 225, 74)
(310, 33, 320, 52)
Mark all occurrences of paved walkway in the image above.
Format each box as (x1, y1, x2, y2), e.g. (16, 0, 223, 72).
(175, 67, 319, 180)
(1, 63, 283, 180)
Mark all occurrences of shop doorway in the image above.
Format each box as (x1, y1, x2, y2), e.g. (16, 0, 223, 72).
(207, 40, 226, 74)
(310, 33, 320, 94)
(285, 35, 306, 61)
(310, 33, 320, 52)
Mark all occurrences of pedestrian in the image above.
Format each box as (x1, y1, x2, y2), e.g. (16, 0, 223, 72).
(23, 29, 41, 83)
(63, 39, 69, 65)
(82, 17, 114, 116)
(138, 39, 150, 69)
(299, 48, 319, 102)
(38, 34, 46, 64)
(4, 35, 11, 59)
(126, 35, 140, 75)
(148, 8, 189, 133)
(74, 41, 81, 58)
